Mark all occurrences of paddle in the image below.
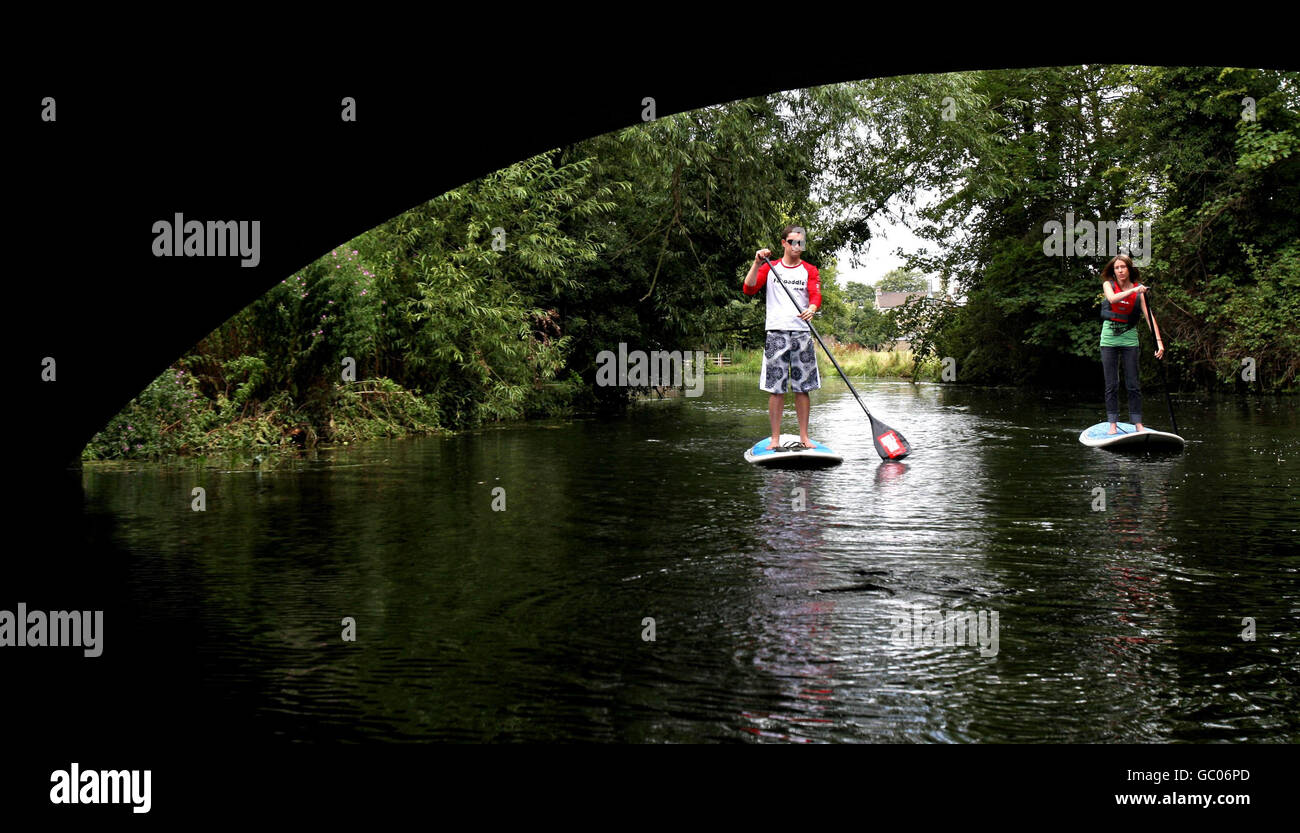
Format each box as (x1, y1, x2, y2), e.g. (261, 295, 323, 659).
(1139, 287, 1179, 435)
(761, 256, 912, 460)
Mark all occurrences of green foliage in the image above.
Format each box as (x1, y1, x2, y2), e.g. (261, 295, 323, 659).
(806, 74, 999, 264)
(812, 259, 848, 337)
(893, 295, 962, 380)
(843, 281, 876, 310)
(720, 346, 923, 379)
(222, 355, 270, 407)
(838, 283, 896, 350)
(893, 65, 1299, 392)
(1132, 68, 1300, 391)
(82, 367, 206, 460)
(699, 297, 766, 352)
(876, 268, 928, 293)
(329, 378, 442, 441)
(354, 150, 613, 426)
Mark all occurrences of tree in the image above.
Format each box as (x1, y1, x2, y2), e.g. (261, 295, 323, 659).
(843, 281, 876, 310)
(360, 150, 617, 425)
(876, 268, 929, 293)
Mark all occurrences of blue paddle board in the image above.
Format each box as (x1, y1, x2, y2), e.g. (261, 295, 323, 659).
(744, 434, 844, 468)
(1079, 422, 1184, 450)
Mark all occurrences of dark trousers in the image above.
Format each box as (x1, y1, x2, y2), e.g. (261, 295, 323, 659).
(1101, 345, 1142, 424)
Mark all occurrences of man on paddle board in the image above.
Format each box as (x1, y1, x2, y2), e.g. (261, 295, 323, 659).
(1100, 254, 1165, 434)
(742, 226, 822, 450)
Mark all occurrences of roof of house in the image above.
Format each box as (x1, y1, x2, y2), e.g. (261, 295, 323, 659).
(875, 290, 928, 310)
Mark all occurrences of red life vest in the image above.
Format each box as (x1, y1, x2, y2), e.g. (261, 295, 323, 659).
(1101, 282, 1140, 328)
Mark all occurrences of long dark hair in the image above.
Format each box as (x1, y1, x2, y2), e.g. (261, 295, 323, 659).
(1100, 254, 1139, 287)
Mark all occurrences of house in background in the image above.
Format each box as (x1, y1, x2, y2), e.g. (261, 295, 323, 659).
(874, 290, 930, 310)
(875, 289, 930, 351)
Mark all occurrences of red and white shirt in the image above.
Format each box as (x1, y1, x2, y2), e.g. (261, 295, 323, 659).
(744, 259, 822, 331)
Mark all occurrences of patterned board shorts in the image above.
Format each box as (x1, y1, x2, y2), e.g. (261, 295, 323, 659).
(761, 330, 821, 394)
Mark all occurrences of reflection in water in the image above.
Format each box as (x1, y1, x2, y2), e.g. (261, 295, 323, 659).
(874, 461, 909, 485)
(739, 472, 840, 742)
(1097, 460, 1172, 733)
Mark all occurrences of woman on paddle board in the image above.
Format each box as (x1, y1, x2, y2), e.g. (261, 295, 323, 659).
(1099, 254, 1165, 434)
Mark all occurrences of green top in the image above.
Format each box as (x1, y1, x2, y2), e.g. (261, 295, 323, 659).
(1100, 283, 1142, 347)
(1100, 318, 1140, 347)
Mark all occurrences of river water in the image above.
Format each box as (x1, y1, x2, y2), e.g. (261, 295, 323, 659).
(70, 376, 1298, 743)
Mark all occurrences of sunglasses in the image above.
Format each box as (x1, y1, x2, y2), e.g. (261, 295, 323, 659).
(785, 239, 806, 248)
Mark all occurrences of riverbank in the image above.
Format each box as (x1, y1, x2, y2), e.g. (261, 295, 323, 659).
(706, 346, 941, 381)
(83, 349, 942, 463)
(81, 374, 446, 464)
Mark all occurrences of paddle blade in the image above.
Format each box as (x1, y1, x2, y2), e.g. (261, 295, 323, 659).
(870, 417, 912, 460)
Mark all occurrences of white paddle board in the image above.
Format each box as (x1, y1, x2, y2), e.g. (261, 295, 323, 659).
(744, 434, 844, 468)
(1079, 422, 1185, 450)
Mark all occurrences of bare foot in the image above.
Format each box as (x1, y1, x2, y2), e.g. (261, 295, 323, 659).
(799, 437, 815, 448)
(1135, 423, 1145, 432)
(1107, 423, 1119, 435)
(766, 438, 781, 450)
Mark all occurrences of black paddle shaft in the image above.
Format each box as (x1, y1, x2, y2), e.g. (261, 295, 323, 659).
(760, 256, 911, 460)
(1139, 288, 1179, 435)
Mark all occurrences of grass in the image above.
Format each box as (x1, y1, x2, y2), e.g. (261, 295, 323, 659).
(705, 346, 941, 380)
